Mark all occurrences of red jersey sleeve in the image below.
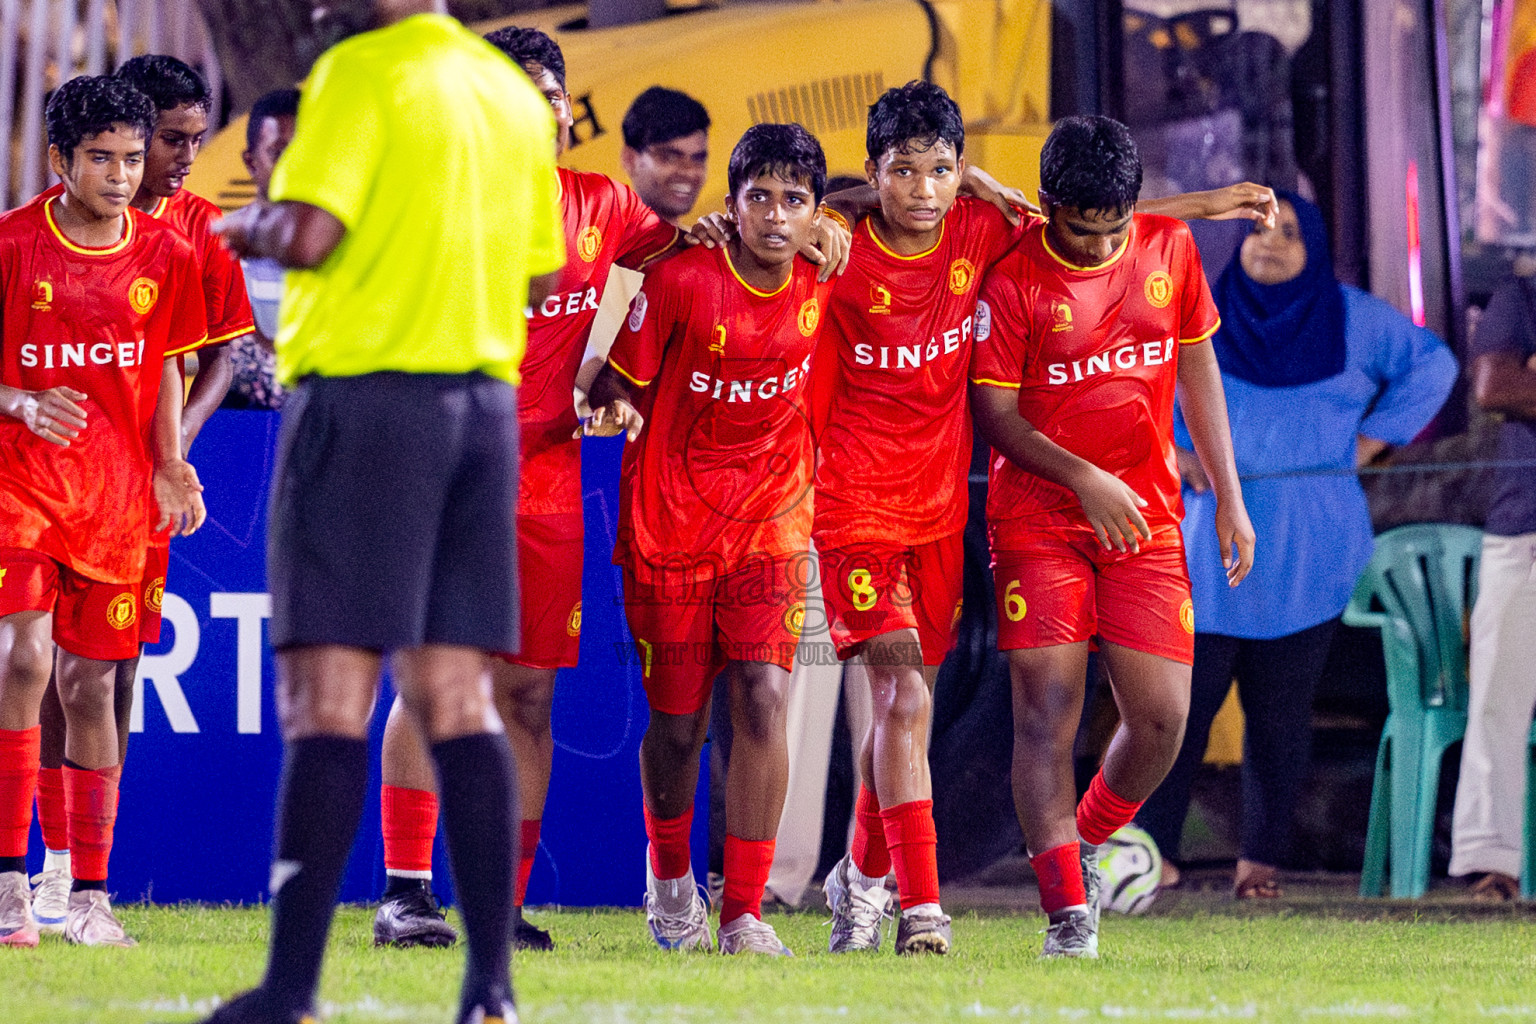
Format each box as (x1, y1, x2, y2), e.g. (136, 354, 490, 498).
(199, 235, 255, 347)
(1175, 226, 1220, 345)
(607, 270, 678, 387)
(612, 183, 680, 271)
(970, 265, 1030, 389)
(160, 240, 211, 360)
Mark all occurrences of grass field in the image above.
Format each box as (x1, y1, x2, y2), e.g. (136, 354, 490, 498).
(6, 899, 1536, 1024)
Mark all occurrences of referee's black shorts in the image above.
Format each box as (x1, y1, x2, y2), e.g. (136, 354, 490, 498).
(268, 371, 520, 653)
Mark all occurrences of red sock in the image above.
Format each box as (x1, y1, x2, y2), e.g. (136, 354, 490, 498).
(881, 799, 940, 909)
(643, 804, 693, 881)
(1075, 771, 1143, 846)
(35, 766, 67, 852)
(381, 785, 438, 875)
(0, 727, 40, 859)
(516, 818, 541, 906)
(850, 785, 890, 878)
(721, 834, 775, 924)
(64, 764, 121, 882)
(1031, 841, 1086, 914)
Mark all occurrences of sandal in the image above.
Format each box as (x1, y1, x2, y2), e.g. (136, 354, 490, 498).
(1233, 877, 1282, 900)
(1469, 872, 1519, 903)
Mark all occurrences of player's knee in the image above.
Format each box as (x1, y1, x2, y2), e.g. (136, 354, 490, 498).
(873, 669, 931, 734)
(0, 633, 52, 695)
(1128, 706, 1187, 760)
(277, 676, 376, 740)
(56, 668, 114, 718)
(645, 706, 708, 760)
(733, 665, 789, 743)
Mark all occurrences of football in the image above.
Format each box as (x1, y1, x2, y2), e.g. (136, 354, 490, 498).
(1097, 824, 1163, 915)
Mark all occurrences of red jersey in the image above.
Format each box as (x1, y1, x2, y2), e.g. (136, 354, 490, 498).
(609, 245, 833, 582)
(0, 199, 207, 583)
(36, 184, 252, 353)
(519, 168, 677, 515)
(813, 197, 1030, 547)
(970, 213, 1220, 535)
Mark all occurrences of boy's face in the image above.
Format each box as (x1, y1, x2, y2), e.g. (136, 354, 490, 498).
(1043, 202, 1133, 268)
(866, 138, 963, 237)
(522, 62, 573, 157)
(728, 171, 817, 269)
(242, 114, 297, 201)
(49, 126, 145, 220)
(142, 102, 208, 199)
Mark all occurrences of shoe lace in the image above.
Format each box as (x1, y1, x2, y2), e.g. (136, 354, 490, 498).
(726, 916, 785, 954)
(843, 885, 891, 934)
(80, 894, 125, 939)
(30, 868, 69, 900)
(646, 890, 708, 939)
(1047, 913, 1093, 948)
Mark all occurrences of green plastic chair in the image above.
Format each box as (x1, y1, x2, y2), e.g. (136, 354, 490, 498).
(1347, 524, 1483, 899)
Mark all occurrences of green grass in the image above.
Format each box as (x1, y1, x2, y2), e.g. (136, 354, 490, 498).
(5, 905, 1536, 1023)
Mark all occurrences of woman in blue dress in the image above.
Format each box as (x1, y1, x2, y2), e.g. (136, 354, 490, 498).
(1136, 192, 1457, 897)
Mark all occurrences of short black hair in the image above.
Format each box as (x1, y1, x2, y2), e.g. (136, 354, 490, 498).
(622, 87, 710, 150)
(46, 74, 156, 163)
(245, 88, 301, 151)
(727, 123, 827, 203)
(115, 54, 211, 114)
(1039, 115, 1142, 215)
(483, 26, 566, 88)
(865, 81, 964, 162)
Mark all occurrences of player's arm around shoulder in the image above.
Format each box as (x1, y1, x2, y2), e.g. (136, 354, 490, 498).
(1176, 341, 1254, 585)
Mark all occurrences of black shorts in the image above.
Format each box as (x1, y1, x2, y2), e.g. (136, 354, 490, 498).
(268, 371, 520, 652)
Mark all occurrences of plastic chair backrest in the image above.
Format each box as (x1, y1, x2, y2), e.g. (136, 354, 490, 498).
(1342, 524, 1482, 713)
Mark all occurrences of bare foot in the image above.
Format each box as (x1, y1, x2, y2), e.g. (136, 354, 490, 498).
(1469, 871, 1519, 903)
(1160, 860, 1182, 889)
(1233, 858, 1280, 899)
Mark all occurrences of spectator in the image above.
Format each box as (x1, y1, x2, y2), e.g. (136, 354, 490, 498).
(1449, 264, 1536, 901)
(1136, 191, 1456, 898)
(222, 88, 300, 411)
(619, 86, 710, 224)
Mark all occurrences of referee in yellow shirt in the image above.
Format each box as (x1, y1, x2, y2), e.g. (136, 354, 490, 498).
(211, 1, 563, 1021)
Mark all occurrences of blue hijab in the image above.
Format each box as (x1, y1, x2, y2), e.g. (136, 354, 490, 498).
(1211, 191, 1347, 388)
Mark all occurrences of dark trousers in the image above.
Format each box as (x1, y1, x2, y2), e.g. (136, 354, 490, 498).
(1137, 618, 1338, 866)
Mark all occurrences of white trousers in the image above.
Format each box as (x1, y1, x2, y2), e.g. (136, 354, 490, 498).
(1449, 531, 1536, 879)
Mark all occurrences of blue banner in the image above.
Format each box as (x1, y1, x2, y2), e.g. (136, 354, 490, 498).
(26, 412, 709, 906)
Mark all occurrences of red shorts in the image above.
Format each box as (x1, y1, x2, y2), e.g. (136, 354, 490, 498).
(0, 549, 144, 661)
(623, 554, 809, 716)
(989, 524, 1194, 665)
(818, 532, 965, 666)
(497, 512, 583, 670)
(140, 544, 168, 647)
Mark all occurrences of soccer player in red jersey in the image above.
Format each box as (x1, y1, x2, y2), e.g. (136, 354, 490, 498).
(25, 55, 253, 929)
(585, 123, 834, 956)
(0, 76, 207, 949)
(969, 115, 1254, 957)
(370, 26, 684, 953)
(811, 84, 1276, 957)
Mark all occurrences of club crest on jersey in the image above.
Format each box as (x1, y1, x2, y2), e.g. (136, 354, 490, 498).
(1145, 271, 1173, 309)
(1052, 301, 1074, 332)
(129, 277, 159, 315)
(868, 282, 892, 314)
(949, 258, 976, 295)
(107, 593, 137, 631)
(145, 577, 164, 615)
(1179, 598, 1195, 634)
(577, 226, 602, 262)
(31, 281, 52, 311)
(784, 602, 806, 637)
(566, 601, 582, 636)
(798, 299, 820, 337)
(709, 325, 727, 353)
(627, 291, 648, 333)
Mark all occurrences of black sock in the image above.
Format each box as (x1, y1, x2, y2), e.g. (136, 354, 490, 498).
(383, 875, 429, 900)
(71, 878, 106, 893)
(260, 736, 369, 1018)
(433, 733, 519, 1022)
(0, 856, 24, 875)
